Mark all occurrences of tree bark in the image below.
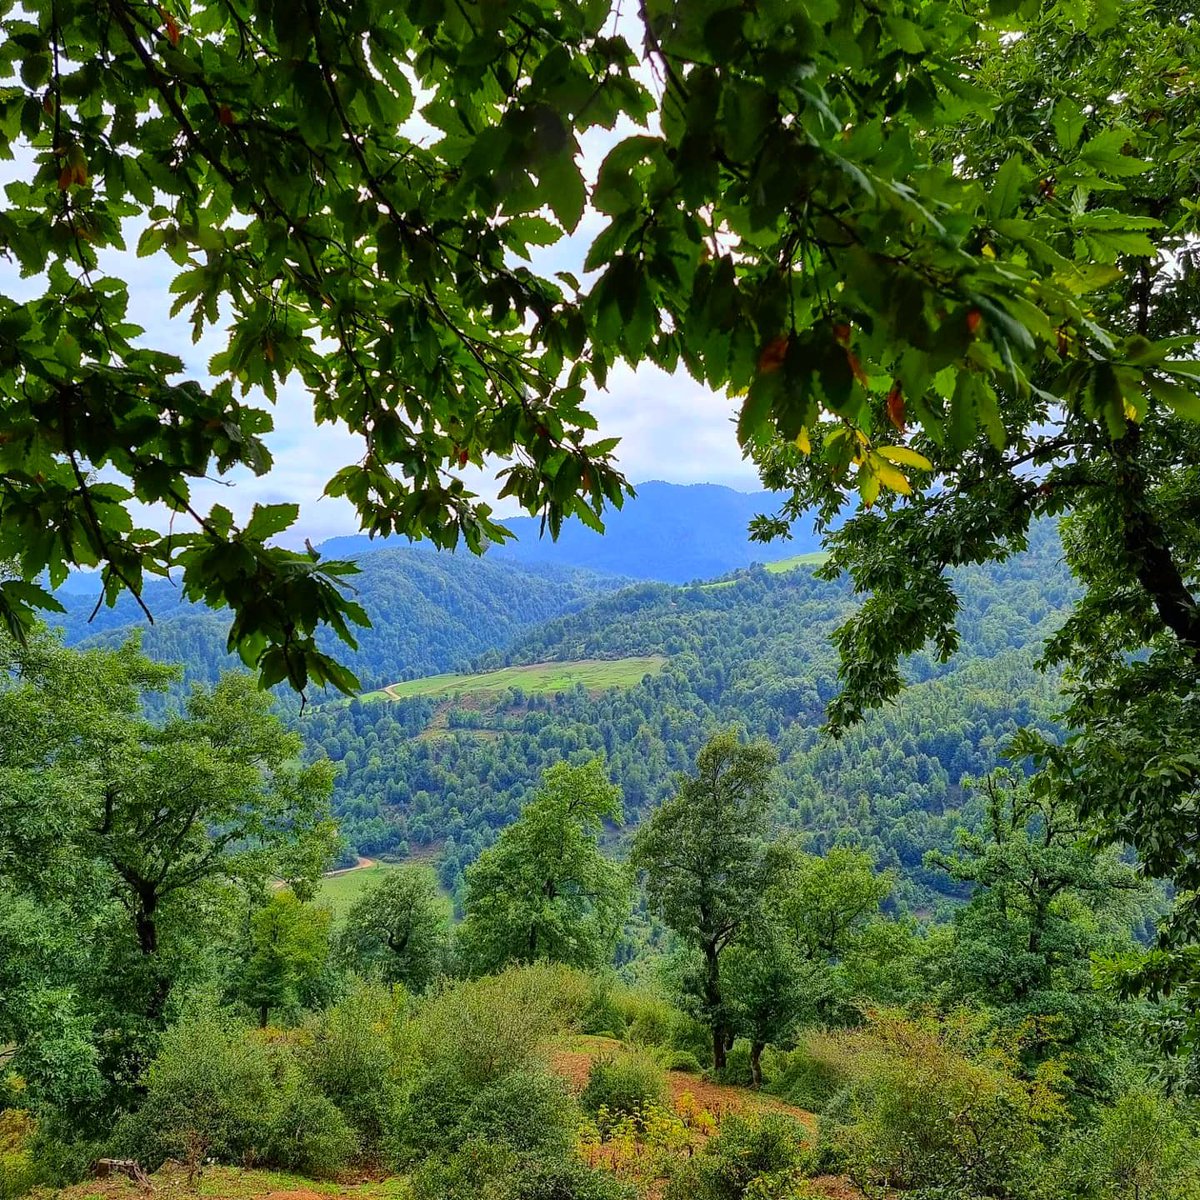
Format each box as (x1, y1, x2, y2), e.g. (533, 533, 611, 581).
(751, 1041, 764, 1089)
(704, 942, 725, 1071)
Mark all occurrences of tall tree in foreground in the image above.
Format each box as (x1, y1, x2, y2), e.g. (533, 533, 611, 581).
(0, 630, 336, 1113)
(458, 758, 629, 974)
(632, 729, 776, 1070)
(338, 866, 448, 992)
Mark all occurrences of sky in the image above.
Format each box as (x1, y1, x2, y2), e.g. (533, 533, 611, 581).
(0, 28, 765, 549)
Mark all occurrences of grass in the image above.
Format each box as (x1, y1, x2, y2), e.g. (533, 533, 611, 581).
(764, 551, 830, 573)
(56, 1165, 414, 1200)
(697, 552, 830, 590)
(365, 656, 667, 702)
(315, 860, 406, 921)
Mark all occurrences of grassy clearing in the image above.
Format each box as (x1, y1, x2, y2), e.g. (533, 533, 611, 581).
(366, 656, 667, 702)
(314, 860, 405, 921)
(53, 1164, 412, 1200)
(764, 550, 830, 573)
(697, 551, 831, 590)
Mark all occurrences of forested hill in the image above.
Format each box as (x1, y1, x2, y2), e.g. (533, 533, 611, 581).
(301, 521, 1075, 906)
(55, 549, 625, 693)
(317, 480, 815, 582)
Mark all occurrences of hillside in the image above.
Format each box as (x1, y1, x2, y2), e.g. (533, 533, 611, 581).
(300, 521, 1074, 903)
(317, 481, 816, 583)
(55, 549, 626, 693)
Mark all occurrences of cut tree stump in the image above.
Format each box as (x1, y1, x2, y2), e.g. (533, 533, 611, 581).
(94, 1159, 144, 1180)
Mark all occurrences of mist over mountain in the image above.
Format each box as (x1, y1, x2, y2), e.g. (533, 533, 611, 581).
(317, 481, 814, 582)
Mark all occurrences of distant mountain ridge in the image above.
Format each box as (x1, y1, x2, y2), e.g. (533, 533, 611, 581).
(317, 481, 814, 583)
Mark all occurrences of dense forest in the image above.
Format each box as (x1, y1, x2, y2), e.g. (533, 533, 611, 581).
(299, 521, 1073, 904)
(55, 549, 625, 694)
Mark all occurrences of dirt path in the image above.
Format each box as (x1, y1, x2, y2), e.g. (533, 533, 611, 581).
(549, 1037, 816, 1127)
(320, 856, 376, 879)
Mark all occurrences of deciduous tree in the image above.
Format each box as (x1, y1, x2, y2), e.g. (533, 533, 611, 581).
(337, 866, 448, 992)
(631, 729, 775, 1070)
(459, 758, 628, 973)
(0, 0, 1185, 693)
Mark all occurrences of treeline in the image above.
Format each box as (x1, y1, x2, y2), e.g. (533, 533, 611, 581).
(3, 666, 1194, 1200)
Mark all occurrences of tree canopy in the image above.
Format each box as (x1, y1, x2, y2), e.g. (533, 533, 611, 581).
(2, 0, 1195, 695)
(458, 757, 628, 973)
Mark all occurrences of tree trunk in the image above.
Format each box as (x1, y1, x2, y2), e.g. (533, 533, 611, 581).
(750, 1042, 764, 1089)
(260, 1004, 270, 1028)
(134, 888, 159, 956)
(704, 943, 725, 1071)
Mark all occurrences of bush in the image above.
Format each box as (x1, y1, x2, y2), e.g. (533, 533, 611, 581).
(458, 1069, 577, 1156)
(416, 966, 569, 1086)
(663, 1051, 703, 1074)
(821, 1009, 1059, 1199)
(664, 1113, 813, 1200)
(0, 1111, 40, 1200)
(580, 1052, 667, 1129)
(115, 1006, 358, 1177)
(299, 981, 414, 1151)
(1045, 1087, 1200, 1200)
(114, 1007, 277, 1168)
(388, 1066, 575, 1167)
(581, 980, 626, 1039)
(764, 1032, 853, 1111)
(412, 1141, 635, 1200)
(712, 1041, 753, 1087)
(265, 1085, 358, 1178)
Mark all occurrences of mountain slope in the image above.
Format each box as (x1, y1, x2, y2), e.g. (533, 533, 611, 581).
(58, 549, 625, 693)
(300, 521, 1074, 905)
(317, 481, 816, 582)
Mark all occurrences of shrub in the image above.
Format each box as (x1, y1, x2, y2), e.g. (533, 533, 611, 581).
(458, 1069, 577, 1156)
(580, 1052, 667, 1130)
(388, 1066, 575, 1168)
(664, 1113, 813, 1200)
(385, 1066, 476, 1166)
(412, 1141, 635, 1200)
(765, 1031, 853, 1111)
(822, 1009, 1059, 1199)
(0, 1111, 40, 1200)
(115, 1005, 359, 1177)
(299, 981, 414, 1151)
(712, 1041, 752, 1087)
(114, 1007, 277, 1168)
(265, 1084, 358, 1178)
(416, 966, 567, 1086)
(581, 980, 626, 1038)
(663, 1051, 703, 1074)
(1045, 1087, 1200, 1200)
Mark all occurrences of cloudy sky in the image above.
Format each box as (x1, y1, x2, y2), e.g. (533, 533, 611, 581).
(0, 43, 763, 548)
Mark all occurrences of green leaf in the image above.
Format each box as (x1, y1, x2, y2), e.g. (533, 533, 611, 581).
(541, 154, 586, 233)
(1148, 376, 1200, 420)
(987, 155, 1030, 223)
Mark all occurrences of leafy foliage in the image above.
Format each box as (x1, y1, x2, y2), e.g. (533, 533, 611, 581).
(459, 759, 630, 974)
(1, 0, 1188, 697)
(632, 729, 777, 1069)
(337, 865, 448, 992)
